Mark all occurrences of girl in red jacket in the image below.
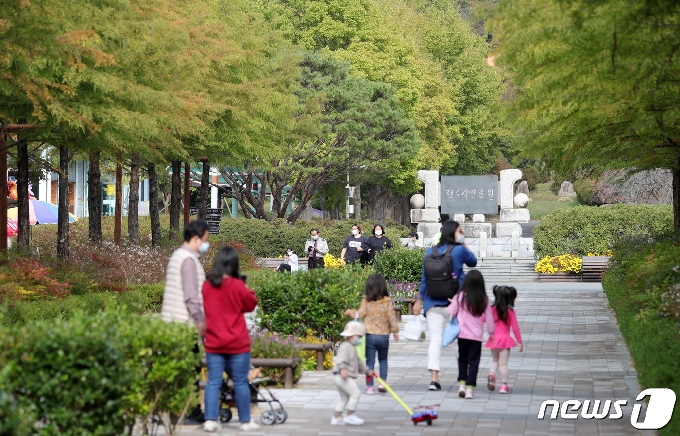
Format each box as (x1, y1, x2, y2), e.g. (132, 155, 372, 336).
(202, 247, 258, 432)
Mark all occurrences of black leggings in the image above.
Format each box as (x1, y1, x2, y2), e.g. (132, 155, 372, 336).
(457, 338, 482, 387)
(277, 264, 292, 273)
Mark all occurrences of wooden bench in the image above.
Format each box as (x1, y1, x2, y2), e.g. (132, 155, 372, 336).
(250, 357, 302, 389)
(393, 305, 403, 323)
(257, 258, 309, 270)
(392, 297, 414, 315)
(581, 256, 611, 282)
(300, 341, 333, 371)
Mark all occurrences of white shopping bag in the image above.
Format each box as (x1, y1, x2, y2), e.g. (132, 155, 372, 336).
(403, 315, 427, 341)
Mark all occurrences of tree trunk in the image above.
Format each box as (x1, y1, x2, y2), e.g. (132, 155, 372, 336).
(128, 153, 140, 245)
(366, 185, 411, 226)
(352, 184, 361, 219)
(17, 142, 30, 248)
(170, 160, 181, 239)
(184, 162, 190, 227)
(87, 150, 102, 244)
(198, 160, 209, 220)
(673, 162, 679, 233)
(57, 145, 71, 261)
(114, 158, 122, 245)
(366, 184, 388, 223)
(148, 162, 162, 248)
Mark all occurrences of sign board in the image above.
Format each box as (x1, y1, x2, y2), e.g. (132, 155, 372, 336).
(440, 176, 499, 214)
(190, 207, 223, 234)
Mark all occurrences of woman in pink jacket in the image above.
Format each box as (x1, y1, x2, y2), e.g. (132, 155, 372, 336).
(447, 270, 494, 399)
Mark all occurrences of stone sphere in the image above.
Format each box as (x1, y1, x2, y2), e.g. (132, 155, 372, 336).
(514, 193, 529, 208)
(410, 194, 425, 209)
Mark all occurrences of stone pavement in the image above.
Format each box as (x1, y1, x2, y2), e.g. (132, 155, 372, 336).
(180, 283, 647, 436)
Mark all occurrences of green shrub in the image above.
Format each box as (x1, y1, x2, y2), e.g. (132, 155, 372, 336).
(249, 267, 368, 342)
(533, 204, 673, 258)
(602, 234, 680, 435)
(572, 178, 597, 205)
(373, 247, 425, 283)
(0, 311, 199, 435)
(216, 218, 410, 258)
(250, 331, 303, 386)
(0, 391, 36, 436)
(522, 166, 541, 191)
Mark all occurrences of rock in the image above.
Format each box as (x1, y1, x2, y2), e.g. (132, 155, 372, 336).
(453, 213, 465, 223)
(514, 193, 529, 208)
(500, 208, 530, 222)
(500, 169, 523, 210)
(558, 181, 577, 197)
(460, 223, 493, 238)
(516, 180, 529, 196)
(591, 169, 672, 205)
(409, 194, 425, 209)
(496, 222, 522, 237)
(410, 208, 439, 224)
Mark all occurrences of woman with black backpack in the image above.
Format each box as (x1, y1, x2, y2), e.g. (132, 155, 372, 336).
(412, 220, 477, 391)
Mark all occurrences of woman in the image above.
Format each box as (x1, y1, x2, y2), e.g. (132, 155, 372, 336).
(340, 224, 369, 265)
(202, 247, 259, 432)
(405, 231, 421, 249)
(412, 220, 477, 391)
(277, 246, 299, 273)
(366, 224, 393, 262)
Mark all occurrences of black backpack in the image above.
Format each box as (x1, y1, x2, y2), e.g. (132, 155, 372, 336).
(424, 245, 459, 299)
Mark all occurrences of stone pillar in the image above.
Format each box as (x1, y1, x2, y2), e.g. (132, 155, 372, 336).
(453, 213, 465, 223)
(479, 231, 487, 258)
(413, 170, 441, 238)
(472, 214, 485, 222)
(500, 169, 522, 210)
(511, 230, 520, 258)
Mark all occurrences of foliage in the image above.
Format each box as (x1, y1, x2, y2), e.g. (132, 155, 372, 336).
(249, 267, 368, 342)
(527, 182, 580, 220)
(602, 233, 680, 435)
(573, 179, 598, 206)
(373, 247, 425, 284)
(533, 205, 673, 258)
(0, 311, 199, 436)
(0, 257, 70, 301)
(250, 331, 303, 385)
(534, 255, 582, 274)
(491, 0, 680, 230)
(386, 279, 420, 302)
(521, 166, 540, 191)
(299, 330, 334, 371)
(0, 391, 36, 436)
(216, 218, 409, 258)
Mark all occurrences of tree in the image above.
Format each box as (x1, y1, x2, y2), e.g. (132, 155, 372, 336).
(491, 0, 680, 231)
(219, 52, 420, 223)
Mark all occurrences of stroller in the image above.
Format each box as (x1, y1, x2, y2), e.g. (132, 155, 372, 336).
(218, 368, 288, 426)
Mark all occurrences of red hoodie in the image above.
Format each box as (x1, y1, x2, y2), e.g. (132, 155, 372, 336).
(202, 276, 258, 355)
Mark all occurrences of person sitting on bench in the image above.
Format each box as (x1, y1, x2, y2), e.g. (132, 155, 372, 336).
(277, 247, 298, 273)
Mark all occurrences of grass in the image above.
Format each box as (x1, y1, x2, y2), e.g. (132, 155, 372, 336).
(527, 182, 580, 220)
(602, 235, 680, 435)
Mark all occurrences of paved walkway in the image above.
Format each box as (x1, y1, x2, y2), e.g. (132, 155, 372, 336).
(181, 283, 645, 435)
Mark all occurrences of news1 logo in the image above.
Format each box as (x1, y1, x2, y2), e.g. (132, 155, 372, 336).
(537, 388, 677, 430)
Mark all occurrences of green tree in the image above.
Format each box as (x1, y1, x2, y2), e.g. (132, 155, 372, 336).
(491, 0, 680, 231)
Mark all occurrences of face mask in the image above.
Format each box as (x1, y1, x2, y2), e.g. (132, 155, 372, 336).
(351, 229, 358, 235)
(199, 241, 210, 254)
(456, 234, 465, 244)
(353, 337, 363, 347)
(287, 251, 293, 256)
(311, 235, 319, 240)
(375, 230, 382, 236)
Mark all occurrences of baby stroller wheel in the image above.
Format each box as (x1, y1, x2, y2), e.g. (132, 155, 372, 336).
(260, 410, 276, 426)
(274, 409, 287, 424)
(219, 407, 232, 423)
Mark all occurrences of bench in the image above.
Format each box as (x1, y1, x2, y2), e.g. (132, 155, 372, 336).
(257, 258, 309, 270)
(250, 357, 302, 389)
(393, 305, 403, 323)
(300, 341, 333, 371)
(581, 256, 611, 282)
(392, 297, 414, 315)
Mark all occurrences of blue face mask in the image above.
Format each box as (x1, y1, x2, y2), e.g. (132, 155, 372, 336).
(199, 241, 210, 254)
(354, 337, 363, 347)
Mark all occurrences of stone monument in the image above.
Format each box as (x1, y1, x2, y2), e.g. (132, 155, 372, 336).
(410, 170, 441, 240)
(497, 168, 529, 238)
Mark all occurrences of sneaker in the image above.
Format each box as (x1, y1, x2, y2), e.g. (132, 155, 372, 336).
(499, 383, 509, 394)
(458, 383, 466, 398)
(203, 420, 221, 432)
(331, 416, 346, 426)
(377, 383, 387, 393)
(365, 386, 375, 395)
(343, 414, 365, 426)
(465, 388, 474, 399)
(487, 373, 496, 391)
(240, 420, 260, 431)
(428, 381, 441, 391)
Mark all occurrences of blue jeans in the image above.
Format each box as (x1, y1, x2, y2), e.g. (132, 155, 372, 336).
(205, 352, 251, 423)
(365, 334, 389, 387)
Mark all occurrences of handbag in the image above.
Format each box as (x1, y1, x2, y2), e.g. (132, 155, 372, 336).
(404, 315, 427, 341)
(442, 316, 460, 347)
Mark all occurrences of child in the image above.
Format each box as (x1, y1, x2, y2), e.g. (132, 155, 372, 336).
(446, 269, 495, 399)
(331, 321, 376, 426)
(486, 286, 523, 394)
(344, 273, 399, 395)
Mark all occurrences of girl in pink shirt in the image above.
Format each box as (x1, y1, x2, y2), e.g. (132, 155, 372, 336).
(485, 286, 523, 394)
(447, 270, 495, 399)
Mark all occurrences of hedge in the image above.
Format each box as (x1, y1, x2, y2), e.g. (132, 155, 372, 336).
(602, 234, 680, 435)
(248, 267, 369, 342)
(0, 311, 199, 435)
(533, 204, 673, 258)
(216, 218, 410, 258)
(373, 247, 425, 284)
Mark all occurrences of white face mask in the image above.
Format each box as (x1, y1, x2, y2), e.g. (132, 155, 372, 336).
(456, 234, 465, 244)
(199, 241, 210, 254)
(351, 229, 358, 235)
(287, 251, 293, 256)
(311, 235, 319, 240)
(375, 230, 382, 236)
